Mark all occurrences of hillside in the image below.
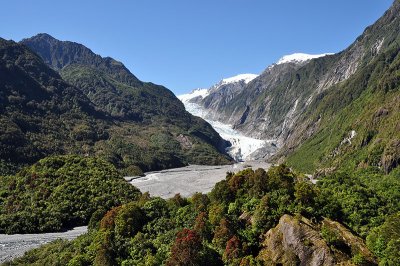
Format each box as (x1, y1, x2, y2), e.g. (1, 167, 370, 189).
(282, 0, 400, 173)
(0, 37, 231, 175)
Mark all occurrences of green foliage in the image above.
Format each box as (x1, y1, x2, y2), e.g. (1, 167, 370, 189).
(321, 225, 343, 248)
(8, 164, 400, 265)
(0, 155, 140, 233)
(287, 46, 400, 175)
(367, 212, 400, 265)
(314, 170, 400, 237)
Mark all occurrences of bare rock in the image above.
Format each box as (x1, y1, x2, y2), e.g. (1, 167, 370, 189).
(176, 134, 193, 149)
(381, 139, 400, 174)
(258, 214, 377, 266)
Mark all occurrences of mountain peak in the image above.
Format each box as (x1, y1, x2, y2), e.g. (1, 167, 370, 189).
(276, 53, 333, 65)
(21, 34, 142, 87)
(31, 33, 56, 40)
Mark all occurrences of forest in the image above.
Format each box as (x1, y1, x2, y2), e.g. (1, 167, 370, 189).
(3, 158, 399, 265)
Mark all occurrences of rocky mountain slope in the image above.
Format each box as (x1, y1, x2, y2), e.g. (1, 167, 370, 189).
(0, 36, 231, 174)
(283, 0, 400, 172)
(184, 0, 400, 174)
(183, 73, 258, 124)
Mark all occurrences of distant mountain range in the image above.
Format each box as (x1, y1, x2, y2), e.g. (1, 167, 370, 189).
(0, 34, 232, 174)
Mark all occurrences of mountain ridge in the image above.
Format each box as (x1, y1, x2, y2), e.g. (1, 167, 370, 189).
(0, 36, 232, 174)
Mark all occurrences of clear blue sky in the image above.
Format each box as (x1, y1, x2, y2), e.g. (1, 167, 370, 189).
(1, 0, 393, 95)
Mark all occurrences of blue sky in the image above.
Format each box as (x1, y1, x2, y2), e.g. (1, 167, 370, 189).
(1, 0, 393, 95)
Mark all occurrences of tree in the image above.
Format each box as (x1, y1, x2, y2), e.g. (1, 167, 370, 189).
(367, 212, 400, 265)
(294, 180, 317, 205)
(166, 229, 202, 266)
(224, 235, 243, 262)
(213, 218, 233, 252)
(194, 211, 212, 240)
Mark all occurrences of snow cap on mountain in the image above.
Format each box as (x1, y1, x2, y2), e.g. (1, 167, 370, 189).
(178, 88, 209, 102)
(221, 73, 258, 85)
(276, 53, 333, 65)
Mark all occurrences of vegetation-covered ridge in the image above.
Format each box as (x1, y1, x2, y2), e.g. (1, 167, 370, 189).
(6, 165, 399, 265)
(0, 36, 232, 175)
(0, 155, 141, 234)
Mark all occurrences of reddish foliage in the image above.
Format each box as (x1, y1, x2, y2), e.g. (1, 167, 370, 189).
(228, 174, 246, 192)
(166, 228, 202, 266)
(224, 235, 242, 261)
(213, 218, 233, 250)
(194, 212, 207, 235)
(99, 206, 121, 230)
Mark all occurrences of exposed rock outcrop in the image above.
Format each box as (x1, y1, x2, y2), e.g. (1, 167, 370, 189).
(258, 214, 377, 266)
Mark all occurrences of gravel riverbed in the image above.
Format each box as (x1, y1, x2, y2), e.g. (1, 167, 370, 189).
(0, 226, 87, 264)
(130, 161, 270, 198)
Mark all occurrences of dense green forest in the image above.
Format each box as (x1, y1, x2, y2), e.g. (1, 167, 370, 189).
(4, 163, 399, 265)
(0, 155, 141, 234)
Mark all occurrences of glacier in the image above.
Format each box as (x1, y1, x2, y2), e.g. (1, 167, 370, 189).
(179, 89, 273, 162)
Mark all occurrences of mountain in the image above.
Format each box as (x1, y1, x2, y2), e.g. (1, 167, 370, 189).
(183, 53, 331, 140)
(281, 0, 400, 173)
(21, 33, 195, 122)
(183, 74, 258, 123)
(0, 38, 103, 172)
(179, 74, 278, 161)
(0, 36, 231, 174)
(184, 0, 400, 174)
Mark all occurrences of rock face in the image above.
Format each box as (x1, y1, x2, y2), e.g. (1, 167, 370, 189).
(258, 214, 377, 266)
(192, 74, 258, 124)
(220, 0, 398, 144)
(179, 74, 280, 161)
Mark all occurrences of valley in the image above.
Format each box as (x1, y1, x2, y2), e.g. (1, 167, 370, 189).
(0, 1, 399, 265)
